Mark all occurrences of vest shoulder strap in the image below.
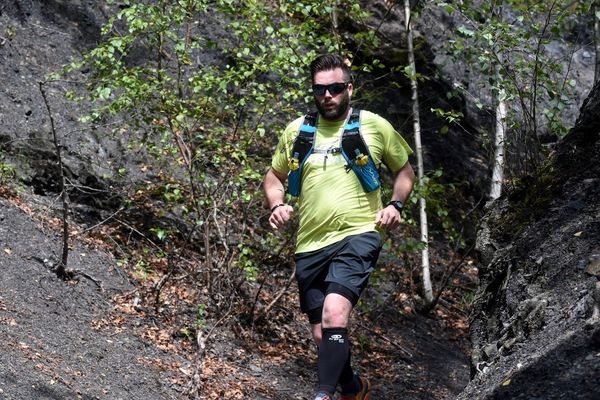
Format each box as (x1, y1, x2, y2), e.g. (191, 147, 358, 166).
(286, 112, 318, 196)
(340, 109, 381, 193)
(289, 111, 318, 169)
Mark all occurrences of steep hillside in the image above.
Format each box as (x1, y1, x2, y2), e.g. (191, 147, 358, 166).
(0, 196, 183, 399)
(462, 82, 600, 399)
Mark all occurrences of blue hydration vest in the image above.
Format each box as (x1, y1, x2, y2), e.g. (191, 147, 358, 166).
(287, 109, 381, 197)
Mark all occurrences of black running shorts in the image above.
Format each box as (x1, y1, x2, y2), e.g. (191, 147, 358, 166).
(294, 231, 382, 322)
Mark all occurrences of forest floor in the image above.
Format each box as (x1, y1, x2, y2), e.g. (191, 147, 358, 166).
(0, 189, 475, 400)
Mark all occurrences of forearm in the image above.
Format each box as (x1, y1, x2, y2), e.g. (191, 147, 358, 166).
(264, 168, 294, 230)
(390, 162, 415, 203)
(263, 168, 287, 209)
(376, 162, 414, 229)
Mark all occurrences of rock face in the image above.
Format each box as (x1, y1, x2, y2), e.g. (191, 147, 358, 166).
(0, 0, 129, 212)
(462, 81, 600, 399)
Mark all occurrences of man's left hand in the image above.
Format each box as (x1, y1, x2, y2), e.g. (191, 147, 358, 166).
(375, 206, 402, 230)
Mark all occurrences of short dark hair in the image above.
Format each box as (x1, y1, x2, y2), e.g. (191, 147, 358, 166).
(309, 54, 352, 83)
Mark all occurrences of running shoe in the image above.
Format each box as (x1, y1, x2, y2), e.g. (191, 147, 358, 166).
(314, 392, 332, 400)
(339, 376, 372, 400)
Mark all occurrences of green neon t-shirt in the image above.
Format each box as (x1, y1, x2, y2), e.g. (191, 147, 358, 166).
(272, 110, 413, 253)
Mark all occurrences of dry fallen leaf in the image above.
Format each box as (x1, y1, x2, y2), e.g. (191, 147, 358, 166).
(3, 248, 11, 255)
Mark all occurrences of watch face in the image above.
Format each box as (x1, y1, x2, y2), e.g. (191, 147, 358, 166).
(390, 201, 403, 211)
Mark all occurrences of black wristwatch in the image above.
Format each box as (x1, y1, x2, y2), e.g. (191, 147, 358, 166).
(387, 200, 404, 213)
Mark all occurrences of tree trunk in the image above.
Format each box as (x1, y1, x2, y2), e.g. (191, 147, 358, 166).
(490, 89, 507, 200)
(490, 3, 507, 201)
(404, 0, 433, 304)
(595, 2, 600, 84)
(39, 81, 70, 279)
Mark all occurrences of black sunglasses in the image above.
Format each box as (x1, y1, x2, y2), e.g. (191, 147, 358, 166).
(312, 82, 349, 96)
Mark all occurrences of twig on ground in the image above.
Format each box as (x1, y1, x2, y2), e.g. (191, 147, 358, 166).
(437, 297, 468, 315)
(74, 270, 103, 290)
(355, 321, 413, 360)
(26, 255, 103, 290)
(80, 207, 125, 234)
(115, 218, 162, 251)
(262, 265, 296, 316)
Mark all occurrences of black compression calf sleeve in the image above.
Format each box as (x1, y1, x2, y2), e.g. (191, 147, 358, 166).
(339, 350, 361, 395)
(318, 327, 350, 395)
(339, 348, 353, 384)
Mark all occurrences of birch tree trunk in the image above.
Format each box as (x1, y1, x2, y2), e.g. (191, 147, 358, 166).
(490, 89, 507, 200)
(404, 0, 433, 304)
(595, 2, 600, 84)
(490, 3, 507, 201)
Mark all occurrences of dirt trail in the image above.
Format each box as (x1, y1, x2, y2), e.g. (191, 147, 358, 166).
(0, 194, 471, 399)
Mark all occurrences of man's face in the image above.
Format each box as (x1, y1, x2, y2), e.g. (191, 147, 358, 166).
(313, 68, 353, 121)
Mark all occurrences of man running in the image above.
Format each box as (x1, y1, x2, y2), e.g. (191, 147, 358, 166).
(263, 53, 415, 400)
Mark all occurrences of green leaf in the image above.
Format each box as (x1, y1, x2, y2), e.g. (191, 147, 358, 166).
(98, 87, 112, 100)
(457, 26, 474, 37)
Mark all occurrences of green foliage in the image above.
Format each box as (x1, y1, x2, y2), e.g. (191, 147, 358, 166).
(437, 0, 587, 172)
(458, 290, 475, 311)
(404, 169, 465, 249)
(236, 243, 259, 282)
(150, 227, 168, 241)
(402, 63, 429, 83)
(61, 0, 385, 303)
(196, 303, 207, 330)
(134, 258, 155, 280)
(431, 107, 464, 134)
(0, 150, 16, 184)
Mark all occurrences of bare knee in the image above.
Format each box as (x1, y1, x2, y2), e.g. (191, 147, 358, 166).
(322, 304, 349, 329)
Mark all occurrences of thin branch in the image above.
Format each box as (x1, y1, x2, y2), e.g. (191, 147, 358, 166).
(425, 242, 476, 313)
(355, 0, 398, 57)
(39, 81, 70, 279)
(80, 207, 125, 234)
(355, 321, 413, 360)
(261, 265, 296, 316)
(115, 218, 162, 251)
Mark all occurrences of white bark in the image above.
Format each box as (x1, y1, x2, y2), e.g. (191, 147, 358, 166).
(595, 3, 600, 84)
(404, 0, 433, 304)
(490, 89, 507, 200)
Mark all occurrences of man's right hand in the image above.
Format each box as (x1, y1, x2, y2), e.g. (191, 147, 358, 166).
(269, 204, 294, 230)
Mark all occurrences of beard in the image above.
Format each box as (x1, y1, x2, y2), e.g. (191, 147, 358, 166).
(315, 91, 350, 121)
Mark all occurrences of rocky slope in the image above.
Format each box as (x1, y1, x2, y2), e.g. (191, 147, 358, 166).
(0, 0, 127, 213)
(462, 81, 600, 399)
(0, 195, 183, 399)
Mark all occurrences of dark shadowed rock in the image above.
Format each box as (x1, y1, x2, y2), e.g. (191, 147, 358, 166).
(462, 82, 600, 399)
